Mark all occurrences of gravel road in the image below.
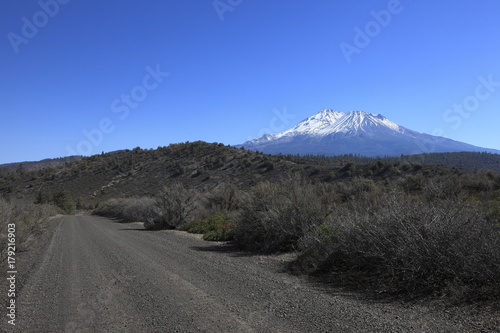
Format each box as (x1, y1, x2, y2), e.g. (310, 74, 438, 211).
(9, 215, 498, 332)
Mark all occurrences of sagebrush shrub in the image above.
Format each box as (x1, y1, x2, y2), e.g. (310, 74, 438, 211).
(299, 190, 500, 297)
(205, 183, 241, 213)
(234, 176, 331, 252)
(153, 183, 200, 229)
(93, 185, 202, 230)
(0, 198, 57, 256)
(93, 198, 133, 220)
(123, 197, 161, 226)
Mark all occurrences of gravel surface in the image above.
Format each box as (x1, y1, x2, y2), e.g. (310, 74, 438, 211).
(6, 215, 500, 332)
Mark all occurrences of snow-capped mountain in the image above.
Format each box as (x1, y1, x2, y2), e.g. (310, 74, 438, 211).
(240, 109, 500, 157)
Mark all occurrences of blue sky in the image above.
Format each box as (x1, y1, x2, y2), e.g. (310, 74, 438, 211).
(1, 0, 500, 163)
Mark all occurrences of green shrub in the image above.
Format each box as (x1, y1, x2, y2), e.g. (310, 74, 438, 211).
(398, 173, 425, 192)
(334, 177, 379, 202)
(182, 212, 235, 241)
(53, 190, 74, 213)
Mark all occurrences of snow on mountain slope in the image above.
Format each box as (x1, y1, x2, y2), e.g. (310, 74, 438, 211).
(240, 109, 500, 157)
(249, 110, 414, 144)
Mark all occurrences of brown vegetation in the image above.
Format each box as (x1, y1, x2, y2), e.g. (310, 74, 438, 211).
(0, 197, 58, 261)
(2, 141, 500, 301)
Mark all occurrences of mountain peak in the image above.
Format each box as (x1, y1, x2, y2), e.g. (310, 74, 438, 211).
(292, 109, 345, 134)
(270, 110, 404, 139)
(331, 110, 403, 134)
(240, 109, 500, 157)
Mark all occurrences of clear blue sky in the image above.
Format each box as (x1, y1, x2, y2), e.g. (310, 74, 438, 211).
(1, 0, 500, 163)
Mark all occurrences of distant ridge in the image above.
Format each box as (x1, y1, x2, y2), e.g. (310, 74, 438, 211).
(0, 156, 83, 172)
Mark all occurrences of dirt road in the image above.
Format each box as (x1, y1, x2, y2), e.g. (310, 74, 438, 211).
(10, 215, 490, 332)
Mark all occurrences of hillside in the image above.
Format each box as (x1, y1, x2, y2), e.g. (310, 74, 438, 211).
(0, 142, 303, 206)
(2, 142, 500, 207)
